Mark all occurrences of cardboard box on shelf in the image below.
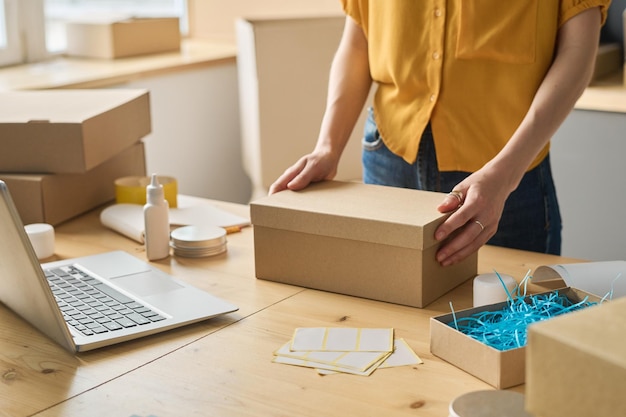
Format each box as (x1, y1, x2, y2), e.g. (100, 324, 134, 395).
(0, 142, 146, 226)
(526, 296, 626, 417)
(66, 17, 181, 59)
(592, 43, 622, 82)
(0, 89, 151, 174)
(430, 287, 601, 389)
(249, 180, 477, 308)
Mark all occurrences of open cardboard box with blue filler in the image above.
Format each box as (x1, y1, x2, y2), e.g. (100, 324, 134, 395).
(430, 287, 602, 389)
(250, 180, 477, 308)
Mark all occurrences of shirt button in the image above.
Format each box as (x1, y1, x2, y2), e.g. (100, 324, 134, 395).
(432, 52, 440, 60)
(430, 94, 436, 102)
(434, 8, 442, 17)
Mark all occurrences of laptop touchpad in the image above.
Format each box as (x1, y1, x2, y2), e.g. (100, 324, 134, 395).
(111, 272, 184, 297)
(78, 252, 151, 278)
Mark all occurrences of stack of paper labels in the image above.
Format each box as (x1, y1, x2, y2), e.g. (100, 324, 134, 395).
(273, 327, 423, 376)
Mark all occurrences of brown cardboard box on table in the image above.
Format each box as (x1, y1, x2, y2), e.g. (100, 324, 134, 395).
(249, 180, 477, 308)
(0, 89, 151, 174)
(0, 142, 146, 226)
(430, 287, 601, 389)
(526, 296, 626, 417)
(66, 17, 181, 59)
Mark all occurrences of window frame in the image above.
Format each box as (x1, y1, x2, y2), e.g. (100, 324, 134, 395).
(0, 0, 24, 66)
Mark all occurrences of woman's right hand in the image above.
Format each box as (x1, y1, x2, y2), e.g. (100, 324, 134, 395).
(268, 150, 339, 194)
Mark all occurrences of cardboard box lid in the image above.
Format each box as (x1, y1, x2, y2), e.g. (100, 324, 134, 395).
(0, 89, 150, 173)
(0, 89, 147, 124)
(250, 181, 450, 250)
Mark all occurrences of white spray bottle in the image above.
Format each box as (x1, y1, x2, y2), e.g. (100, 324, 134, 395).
(144, 174, 170, 260)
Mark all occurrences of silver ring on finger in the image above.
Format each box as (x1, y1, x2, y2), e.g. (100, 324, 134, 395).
(449, 190, 463, 208)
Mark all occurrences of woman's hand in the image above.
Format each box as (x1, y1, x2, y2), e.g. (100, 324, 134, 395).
(433, 7, 603, 266)
(268, 150, 339, 194)
(434, 166, 513, 266)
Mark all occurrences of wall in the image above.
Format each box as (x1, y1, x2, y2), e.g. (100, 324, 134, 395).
(119, 64, 253, 205)
(550, 109, 626, 262)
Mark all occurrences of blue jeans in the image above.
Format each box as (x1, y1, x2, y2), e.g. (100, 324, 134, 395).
(361, 108, 562, 255)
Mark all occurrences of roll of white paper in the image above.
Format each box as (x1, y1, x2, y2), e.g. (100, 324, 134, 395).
(25, 223, 55, 260)
(473, 273, 516, 307)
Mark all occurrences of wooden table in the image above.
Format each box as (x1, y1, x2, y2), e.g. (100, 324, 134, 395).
(0, 198, 579, 417)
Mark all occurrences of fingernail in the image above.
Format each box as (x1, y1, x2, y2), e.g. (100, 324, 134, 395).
(435, 231, 445, 241)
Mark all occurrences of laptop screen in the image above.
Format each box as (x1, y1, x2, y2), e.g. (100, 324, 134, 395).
(0, 181, 75, 351)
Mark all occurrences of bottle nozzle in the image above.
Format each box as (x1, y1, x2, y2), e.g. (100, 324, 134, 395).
(150, 173, 159, 188)
(146, 173, 164, 205)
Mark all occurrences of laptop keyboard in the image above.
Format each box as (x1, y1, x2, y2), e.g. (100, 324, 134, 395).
(45, 265, 166, 337)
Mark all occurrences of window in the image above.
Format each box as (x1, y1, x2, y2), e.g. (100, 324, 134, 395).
(0, 1, 6, 47)
(45, 0, 188, 53)
(0, 0, 23, 66)
(0, 0, 187, 66)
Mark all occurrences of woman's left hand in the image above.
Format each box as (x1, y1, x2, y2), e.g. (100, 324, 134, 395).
(433, 167, 512, 266)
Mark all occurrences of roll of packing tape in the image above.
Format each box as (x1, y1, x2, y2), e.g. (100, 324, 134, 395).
(473, 273, 517, 307)
(24, 223, 55, 260)
(115, 175, 178, 208)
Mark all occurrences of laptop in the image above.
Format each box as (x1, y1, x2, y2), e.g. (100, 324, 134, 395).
(0, 180, 238, 352)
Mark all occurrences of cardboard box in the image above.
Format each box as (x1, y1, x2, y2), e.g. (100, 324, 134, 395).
(430, 287, 601, 389)
(66, 17, 181, 59)
(526, 296, 626, 417)
(0, 89, 151, 174)
(0, 142, 146, 226)
(592, 43, 622, 82)
(250, 180, 477, 308)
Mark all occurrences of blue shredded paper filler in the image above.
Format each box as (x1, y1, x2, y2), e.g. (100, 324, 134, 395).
(448, 271, 599, 351)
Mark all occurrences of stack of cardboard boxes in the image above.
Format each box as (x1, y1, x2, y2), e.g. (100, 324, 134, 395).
(0, 89, 151, 226)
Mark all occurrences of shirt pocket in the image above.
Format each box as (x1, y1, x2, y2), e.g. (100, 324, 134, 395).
(456, 0, 538, 64)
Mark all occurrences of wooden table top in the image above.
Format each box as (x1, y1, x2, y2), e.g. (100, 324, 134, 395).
(0, 198, 580, 417)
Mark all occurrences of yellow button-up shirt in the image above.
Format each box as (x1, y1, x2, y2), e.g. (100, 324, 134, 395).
(341, 0, 610, 172)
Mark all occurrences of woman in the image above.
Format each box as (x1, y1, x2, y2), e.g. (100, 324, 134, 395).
(270, 1, 610, 266)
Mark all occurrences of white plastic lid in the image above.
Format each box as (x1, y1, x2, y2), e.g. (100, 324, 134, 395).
(449, 390, 532, 417)
(24, 223, 55, 259)
(170, 225, 227, 257)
